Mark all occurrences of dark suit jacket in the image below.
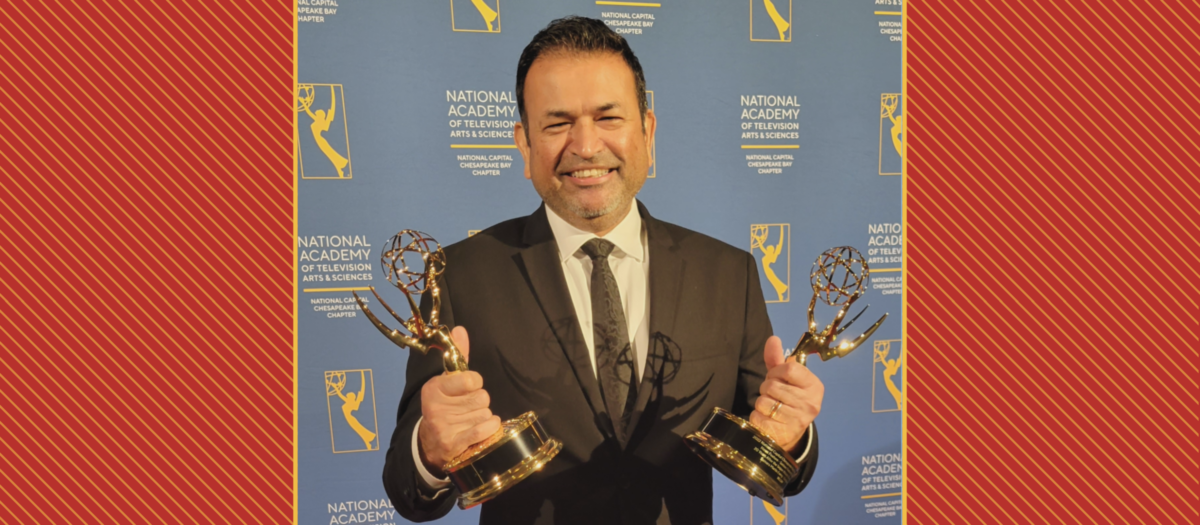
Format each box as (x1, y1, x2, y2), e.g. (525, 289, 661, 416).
(383, 203, 818, 524)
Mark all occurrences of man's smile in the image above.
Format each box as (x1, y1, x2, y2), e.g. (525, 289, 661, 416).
(561, 167, 618, 186)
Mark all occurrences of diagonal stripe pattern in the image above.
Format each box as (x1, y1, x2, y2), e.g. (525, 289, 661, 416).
(0, 1, 293, 523)
(908, 0, 1199, 523)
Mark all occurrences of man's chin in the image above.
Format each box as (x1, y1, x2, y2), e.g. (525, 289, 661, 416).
(569, 199, 624, 220)
(547, 196, 628, 222)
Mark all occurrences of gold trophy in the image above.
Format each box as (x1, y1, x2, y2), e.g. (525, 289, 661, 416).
(353, 230, 562, 509)
(685, 246, 888, 506)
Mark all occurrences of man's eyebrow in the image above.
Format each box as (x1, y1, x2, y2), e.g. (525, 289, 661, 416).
(542, 103, 622, 120)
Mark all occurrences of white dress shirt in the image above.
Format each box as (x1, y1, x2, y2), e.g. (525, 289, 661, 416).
(413, 201, 652, 491)
(544, 201, 651, 381)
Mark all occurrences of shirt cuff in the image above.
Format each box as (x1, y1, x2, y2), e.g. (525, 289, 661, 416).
(792, 423, 815, 464)
(412, 417, 453, 492)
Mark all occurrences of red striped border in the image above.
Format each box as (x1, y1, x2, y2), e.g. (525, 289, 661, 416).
(908, 0, 1199, 523)
(0, 1, 293, 523)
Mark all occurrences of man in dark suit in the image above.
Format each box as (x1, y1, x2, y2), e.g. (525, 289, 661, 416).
(383, 17, 824, 524)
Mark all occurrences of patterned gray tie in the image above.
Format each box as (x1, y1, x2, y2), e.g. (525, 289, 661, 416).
(581, 238, 638, 442)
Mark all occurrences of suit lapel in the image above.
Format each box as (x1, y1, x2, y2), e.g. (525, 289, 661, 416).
(517, 206, 608, 433)
(627, 202, 684, 445)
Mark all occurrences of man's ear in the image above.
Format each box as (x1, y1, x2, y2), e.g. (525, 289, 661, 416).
(643, 109, 657, 168)
(514, 121, 532, 180)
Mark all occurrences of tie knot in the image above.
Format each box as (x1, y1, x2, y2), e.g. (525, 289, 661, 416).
(581, 238, 615, 259)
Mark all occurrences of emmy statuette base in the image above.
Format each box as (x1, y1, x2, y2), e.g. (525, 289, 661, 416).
(446, 412, 563, 509)
(684, 408, 798, 507)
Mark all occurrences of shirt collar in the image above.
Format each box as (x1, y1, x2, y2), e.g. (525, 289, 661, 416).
(545, 201, 645, 263)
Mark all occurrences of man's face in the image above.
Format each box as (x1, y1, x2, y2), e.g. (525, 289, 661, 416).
(515, 52, 656, 227)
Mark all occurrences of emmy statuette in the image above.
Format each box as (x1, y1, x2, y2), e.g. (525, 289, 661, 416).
(684, 246, 888, 506)
(353, 231, 562, 509)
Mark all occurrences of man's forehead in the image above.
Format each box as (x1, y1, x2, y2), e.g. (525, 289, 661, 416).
(525, 52, 636, 105)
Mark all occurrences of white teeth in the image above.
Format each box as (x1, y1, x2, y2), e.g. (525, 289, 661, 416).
(570, 168, 609, 179)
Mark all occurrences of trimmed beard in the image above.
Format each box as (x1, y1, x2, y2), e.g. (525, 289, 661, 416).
(566, 196, 623, 219)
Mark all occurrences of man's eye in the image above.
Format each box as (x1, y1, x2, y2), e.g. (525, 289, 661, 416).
(545, 122, 567, 130)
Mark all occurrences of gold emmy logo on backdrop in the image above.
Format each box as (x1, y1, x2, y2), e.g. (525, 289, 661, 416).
(451, 0, 501, 33)
(686, 247, 887, 506)
(297, 83, 353, 180)
(872, 339, 903, 412)
(751, 0, 792, 42)
(325, 369, 379, 453)
(751, 224, 790, 303)
(879, 93, 903, 176)
(750, 498, 788, 524)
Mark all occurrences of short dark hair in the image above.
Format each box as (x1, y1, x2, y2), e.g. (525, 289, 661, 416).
(516, 16, 648, 125)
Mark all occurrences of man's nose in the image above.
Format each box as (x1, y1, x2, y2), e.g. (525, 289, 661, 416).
(567, 119, 604, 159)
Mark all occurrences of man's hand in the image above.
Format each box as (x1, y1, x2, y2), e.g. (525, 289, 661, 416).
(749, 336, 824, 453)
(417, 326, 502, 476)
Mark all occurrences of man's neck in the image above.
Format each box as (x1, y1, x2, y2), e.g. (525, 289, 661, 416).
(550, 201, 634, 237)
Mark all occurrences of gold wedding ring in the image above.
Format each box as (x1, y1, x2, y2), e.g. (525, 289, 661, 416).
(768, 400, 783, 419)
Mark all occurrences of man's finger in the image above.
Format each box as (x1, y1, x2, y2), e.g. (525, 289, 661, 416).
(461, 408, 494, 427)
(748, 410, 785, 438)
(439, 408, 495, 432)
(754, 394, 785, 419)
(459, 416, 502, 449)
(766, 360, 819, 387)
(452, 326, 470, 363)
(437, 370, 486, 397)
(760, 378, 807, 408)
(757, 390, 818, 422)
(763, 335, 785, 370)
(750, 403, 808, 452)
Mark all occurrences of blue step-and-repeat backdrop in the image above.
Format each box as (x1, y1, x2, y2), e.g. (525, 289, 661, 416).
(297, 1, 904, 523)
